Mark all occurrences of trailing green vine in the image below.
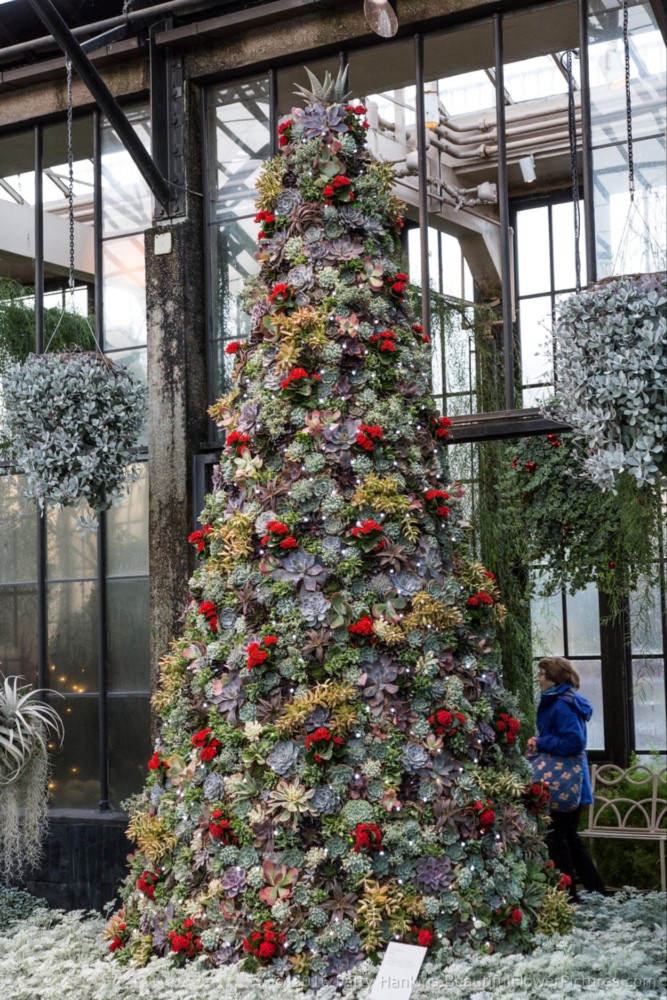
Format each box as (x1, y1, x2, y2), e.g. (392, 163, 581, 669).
(498, 429, 662, 608)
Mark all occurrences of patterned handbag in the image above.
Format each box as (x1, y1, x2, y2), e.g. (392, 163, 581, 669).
(530, 751, 586, 812)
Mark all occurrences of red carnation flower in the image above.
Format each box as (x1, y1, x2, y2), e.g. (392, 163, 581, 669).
(225, 341, 241, 354)
(417, 928, 434, 948)
(147, 752, 162, 771)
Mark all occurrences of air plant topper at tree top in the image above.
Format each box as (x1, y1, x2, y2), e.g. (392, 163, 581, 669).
(111, 68, 570, 983)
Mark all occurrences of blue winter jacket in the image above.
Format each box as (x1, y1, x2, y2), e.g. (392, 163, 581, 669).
(536, 682, 593, 806)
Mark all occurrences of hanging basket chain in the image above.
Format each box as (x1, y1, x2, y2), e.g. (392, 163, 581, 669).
(66, 57, 75, 303)
(623, 0, 635, 201)
(565, 50, 581, 293)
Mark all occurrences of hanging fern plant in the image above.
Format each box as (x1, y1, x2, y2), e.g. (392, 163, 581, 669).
(0, 675, 64, 882)
(1, 350, 145, 514)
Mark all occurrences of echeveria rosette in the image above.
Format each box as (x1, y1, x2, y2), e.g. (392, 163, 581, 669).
(113, 71, 560, 981)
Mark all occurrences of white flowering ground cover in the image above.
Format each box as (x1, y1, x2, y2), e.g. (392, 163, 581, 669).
(0, 889, 664, 1000)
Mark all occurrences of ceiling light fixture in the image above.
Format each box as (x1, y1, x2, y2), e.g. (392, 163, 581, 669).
(364, 0, 398, 38)
(519, 154, 537, 183)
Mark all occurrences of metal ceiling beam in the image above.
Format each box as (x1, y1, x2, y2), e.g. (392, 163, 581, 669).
(25, 0, 175, 214)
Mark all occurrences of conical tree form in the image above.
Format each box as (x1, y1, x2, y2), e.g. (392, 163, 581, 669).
(111, 80, 569, 980)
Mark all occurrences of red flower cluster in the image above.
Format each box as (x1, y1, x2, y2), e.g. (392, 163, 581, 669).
(369, 328, 397, 353)
(209, 809, 238, 844)
(254, 209, 275, 240)
(387, 271, 408, 298)
(348, 615, 375, 637)
(108, 922, 128, 952)
(199, 600, 218, 631)
(559, 873, 572, 891)
(525, 460, 537, 473)
(277, 119, 292, 147)
(323, 174, 354, 203)
(280, 367, 321, 389)
(192, 727, 221, 762)
(547, 433, 562, 447)
(428, 708, 467, 740)
(168, 918, 203, 958)
(412, 322, 430, 344)
(269, 282, 295, 310)
(350, 822, 383, 853)
(356, 424, 384, 451)
(225, 340, 242, 354)
(305, 726, 345, 763)
(349, 519, 384, 554)
(345, 103, 367, 115)
(147, 751, 165, 771)
(472, 798, 497, 829)
(226, 430, 251, 454)
(424, 488, 451, 518)
(137, 869, 158, 900)
(467, 590, 493, 608)
(410, 925, 434, 948)
(243, 920, 287, 961)
(495, 712, 521, 744)
(524, 780, 550, 814)
(246, 635, 277, 670)
(261, 519, 298, 552)
(433, 415, 453, 440)
(188, 524, 213, 552)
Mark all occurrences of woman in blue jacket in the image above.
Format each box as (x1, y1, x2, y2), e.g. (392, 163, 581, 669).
(527, 656, 606, 900)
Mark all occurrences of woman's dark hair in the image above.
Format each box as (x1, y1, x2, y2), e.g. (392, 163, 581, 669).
(538, 656, 580, 689)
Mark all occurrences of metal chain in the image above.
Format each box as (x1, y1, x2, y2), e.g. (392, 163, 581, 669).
(623, 0, 635, 200)
(565, 50, 581, 292)
(66, 57, 75, 303)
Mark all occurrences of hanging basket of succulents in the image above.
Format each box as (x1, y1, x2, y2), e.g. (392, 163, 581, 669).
(548, 272, 667, 490)
(0, 675, 64, 882)
(0, 349, 145, 514)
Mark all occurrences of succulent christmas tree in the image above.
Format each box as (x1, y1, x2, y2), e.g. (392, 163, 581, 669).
(111, 70, 568, 981)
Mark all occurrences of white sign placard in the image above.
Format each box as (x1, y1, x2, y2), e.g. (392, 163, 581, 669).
(368, 942, 428, 1000)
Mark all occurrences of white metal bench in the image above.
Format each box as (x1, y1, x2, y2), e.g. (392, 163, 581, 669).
(582, 763, 667, 892)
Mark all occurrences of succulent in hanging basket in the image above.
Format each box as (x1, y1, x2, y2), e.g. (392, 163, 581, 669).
(1, 350, 145, 513)
(0, 675, 64, 882)
(548, 272, 667, 489)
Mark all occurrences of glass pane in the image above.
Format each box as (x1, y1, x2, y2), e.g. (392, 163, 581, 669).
(592, 136, 667, 278)
(0, 475, 37, 584)
(531, 586, 564, 656)
(209, 79, 270, 222)
(0, 585, 37, 684)
(47, 505, 97, 581)
(102, 108, 152, 237)
(106, 464, 148, 577)
(48, 694, 98, 808)
(630, 579, 664, 655)
(104, 347, 148, 448)
(565, 584, 601, 656)
(102, 234, 146, 350)
(517, 207, 550, 295)
(109, 696, 152, 806)
(576, 659, 604, 750)
(552, 200, 587, 290)
(107, 578, 150, 692)
(47, 581, 97, 694)
(632, 658, 666, 751)
(210, 218, 258, 395)
(518, 295, 553, 386)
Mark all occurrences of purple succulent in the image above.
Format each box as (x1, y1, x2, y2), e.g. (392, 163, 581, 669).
(296, 102, 349, 141)
(272, 548, 329, 592)
(276, 189, 302, 216)
(401, 742, 431, 775)
(210, 671, 246, 724)
(322, 418, 361, 453)
(287, 264, 315, 293)
(358, 656, 400, 716)
(323, 237, 364, 264)
(220, 866, 247, 897)
(416, 855, 454, 892)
